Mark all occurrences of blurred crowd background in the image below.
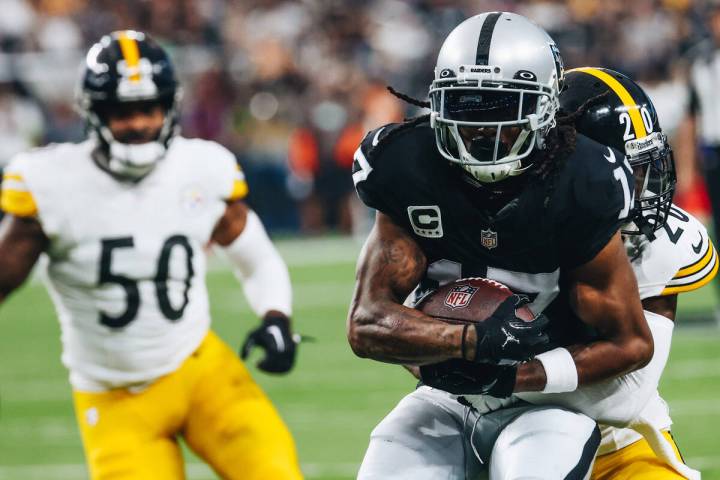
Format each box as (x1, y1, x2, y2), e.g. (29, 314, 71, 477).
(0, 0, 716, 235)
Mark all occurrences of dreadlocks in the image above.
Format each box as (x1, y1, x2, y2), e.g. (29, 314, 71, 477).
(386, 86, 430, 109)
(532, 90, 611, 205)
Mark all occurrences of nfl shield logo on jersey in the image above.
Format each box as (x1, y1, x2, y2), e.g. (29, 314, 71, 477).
(481, 229, 498, 249)
(444, 284, 478, 309)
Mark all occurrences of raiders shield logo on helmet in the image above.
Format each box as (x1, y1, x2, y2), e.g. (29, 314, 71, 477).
(444, 284, 479, 309)
(481, 229, 498, 249)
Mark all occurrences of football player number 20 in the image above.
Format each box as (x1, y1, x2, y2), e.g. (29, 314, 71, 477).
(98, 235, 194, 328)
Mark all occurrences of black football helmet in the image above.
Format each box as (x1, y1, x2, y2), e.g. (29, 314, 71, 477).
(76, 30, 181, 179)
(560, 67, 676, 239)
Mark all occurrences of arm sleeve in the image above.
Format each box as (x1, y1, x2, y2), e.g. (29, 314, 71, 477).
(214, 209, 292, 317)
(516, 310, 673, 426)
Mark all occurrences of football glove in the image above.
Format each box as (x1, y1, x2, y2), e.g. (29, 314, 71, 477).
(420, 359, 516, 397)
(472, 294, 550, 365)
(241, 313, 296, 374)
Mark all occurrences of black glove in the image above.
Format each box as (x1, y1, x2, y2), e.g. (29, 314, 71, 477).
(472, 295, 550, 365)
(420, 359, 516, 397)
(241, 314, 296, 374)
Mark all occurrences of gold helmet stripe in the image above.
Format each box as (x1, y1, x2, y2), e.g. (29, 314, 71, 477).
(117, 31, 141, 83)
(569, 67, 647, 139)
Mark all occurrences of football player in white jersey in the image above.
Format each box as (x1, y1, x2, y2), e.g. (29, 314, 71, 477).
(0, 31, 303, 480)
(550, 68, 717, 479)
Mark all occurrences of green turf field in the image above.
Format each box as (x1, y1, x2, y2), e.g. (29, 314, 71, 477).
(0, 237, 718, 479)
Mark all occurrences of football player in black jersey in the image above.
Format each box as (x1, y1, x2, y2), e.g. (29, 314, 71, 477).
(347, 12, 653, 479)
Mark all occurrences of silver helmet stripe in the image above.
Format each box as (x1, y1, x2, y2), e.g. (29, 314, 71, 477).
(476, 12, 502, 66)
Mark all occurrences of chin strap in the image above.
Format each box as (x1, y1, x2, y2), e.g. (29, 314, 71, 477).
(629, 415, 701, 480)
(109, 140, 166, 170)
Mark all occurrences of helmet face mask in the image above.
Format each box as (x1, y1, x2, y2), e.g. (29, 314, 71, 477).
(623, 132, 676, 237)
(76, 30, 181, 180)
(430, 13, 563, 183)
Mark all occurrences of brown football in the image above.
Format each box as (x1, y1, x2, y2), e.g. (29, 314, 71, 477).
(417, 277, 535, 324)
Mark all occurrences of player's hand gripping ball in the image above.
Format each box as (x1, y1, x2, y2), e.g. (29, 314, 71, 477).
(418, 278, 550, 364)
(417, 278, 550, 397)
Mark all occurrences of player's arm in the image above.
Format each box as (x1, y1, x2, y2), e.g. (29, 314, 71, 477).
(515, 231, 653, 392)
(347, 212, 463, 364)
(0, 215, 48, 303)
(642, 295, 677, 321)
(211, 199, 296, 373)
(347, 212, 547, 365)
(421, 232, 653, 397)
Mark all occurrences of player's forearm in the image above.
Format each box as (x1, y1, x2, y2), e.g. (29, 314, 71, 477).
(514, 337, 652, 393)
(347, 298, 466, 364)
(0, 216, 48, 305)
(516, 233, 653, 393)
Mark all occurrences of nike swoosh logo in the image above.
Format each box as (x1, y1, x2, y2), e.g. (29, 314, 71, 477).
(692, 232, 703, 254)
(484, 379, 498, 392)
(604, 147, 616, 164)
(372, 127, 386, 146)
(267, 325, 286, 352)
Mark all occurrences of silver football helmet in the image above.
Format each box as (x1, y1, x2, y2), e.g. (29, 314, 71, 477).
(429, 12, 564, 183)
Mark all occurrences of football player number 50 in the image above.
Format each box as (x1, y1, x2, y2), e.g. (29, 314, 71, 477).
(98, 235, 194, 329)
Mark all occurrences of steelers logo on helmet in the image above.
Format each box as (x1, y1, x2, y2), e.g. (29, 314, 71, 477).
(76, 30, 181, 181)
(429, 12, 563, 184)
(560, 67, 676, 239)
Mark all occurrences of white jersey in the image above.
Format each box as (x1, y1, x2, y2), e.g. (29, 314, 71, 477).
(597, 205, 718, 454)
(2, 137, 248, 391)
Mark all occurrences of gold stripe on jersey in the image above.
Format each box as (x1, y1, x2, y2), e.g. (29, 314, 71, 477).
(570, 67, 647, 139)
(227, 165, 248, 200)
(229, 179, 249, 200)
(661, 244, 718, 295)
(673, 241, 713, 279)
(1, 188, 38, 217)
(117, 31, 141, 82)
(2, 173, 23, 182)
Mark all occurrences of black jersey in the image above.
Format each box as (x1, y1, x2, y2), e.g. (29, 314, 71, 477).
(353, 119, 634, 317)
